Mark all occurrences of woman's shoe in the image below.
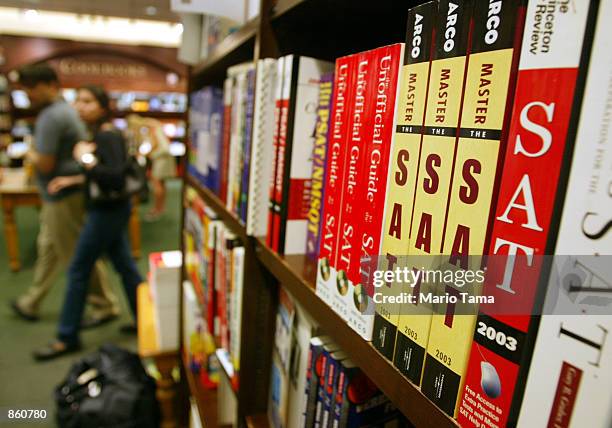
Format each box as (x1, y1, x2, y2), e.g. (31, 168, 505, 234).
(33, 341, 81, 362)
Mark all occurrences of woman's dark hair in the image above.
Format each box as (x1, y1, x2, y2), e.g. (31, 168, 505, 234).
(78, 84, 111, 128)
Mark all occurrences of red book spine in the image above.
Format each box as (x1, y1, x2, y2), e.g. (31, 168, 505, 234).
(358, 43, 405, 304)
(316, 55, 356, 304)
(266, 57, 285, 249)
(272, 96, 290, 253)
(219, 79, 233, 202)
(456, 1, 593, 426)
(332, 51, 375, 322)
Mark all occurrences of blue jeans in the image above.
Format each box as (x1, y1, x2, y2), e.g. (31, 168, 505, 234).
(58, 201, 142, 346)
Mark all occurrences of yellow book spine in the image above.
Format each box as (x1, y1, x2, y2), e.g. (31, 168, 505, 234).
(421, 0, 523, 413)
(395, 51, 470, 384)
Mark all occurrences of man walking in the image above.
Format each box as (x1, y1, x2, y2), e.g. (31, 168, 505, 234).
(10, 64, 120, 325)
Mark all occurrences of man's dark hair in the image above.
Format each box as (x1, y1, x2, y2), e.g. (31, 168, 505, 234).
(17, 63, 59, 88)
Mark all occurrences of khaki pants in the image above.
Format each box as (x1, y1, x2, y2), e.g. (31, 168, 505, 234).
(17, 192, 120, 316)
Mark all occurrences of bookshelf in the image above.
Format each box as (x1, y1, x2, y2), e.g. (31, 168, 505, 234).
(185, 176, 458, 428)
(180, 0, 461, 427)
(182, 351, 222, 428)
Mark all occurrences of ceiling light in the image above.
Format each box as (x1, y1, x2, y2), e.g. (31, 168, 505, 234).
(23, 9, 39, 21)
(145, 6, 157, 16)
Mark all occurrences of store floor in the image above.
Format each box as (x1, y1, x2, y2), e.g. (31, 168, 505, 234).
(0, 179, 182, 428)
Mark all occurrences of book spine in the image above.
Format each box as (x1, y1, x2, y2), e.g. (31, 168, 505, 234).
(335, 366, 394, 428)
(334, 364, 365, 428)
(188, 90, 203, 184)
(314, 349, 332, 428)
(280, 57, 333, 255)
(247, 59, 278, 237)
(202, 88, 213, 190)
(394, 0, 474, 385)
(422, 0, 526, 417)
(322, 352, 345, 428)
(226, 237, 240, 360)
(188, 92, 199, 179)
(214, 224, 224, 343)
(303, 338, 326, 428)
(373, 0, 437, 361)
(457, 0, 594, 426)
(240, 69, 256, 224)
(352, 43, 405, 341)
(306, 74, 334, 260)
(270, 56, 295, 253)
(209, 88, 224, 194)
(220, 77, 233, 202)
(332, 51, 375, 324)
(516, 0, 612, 425)
(267, 56, 288, 250)
(230, 245, 245, 373)
(226, 75, 240, 210)
(206, 218, 217, 334)
(235, 71, 249, 216)
(198, 90, 209, 187)
(316, 55, 356, 306)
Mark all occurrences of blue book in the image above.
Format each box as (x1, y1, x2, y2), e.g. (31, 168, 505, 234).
(208, 88, 224, 194)
(239, 69, 256, 223)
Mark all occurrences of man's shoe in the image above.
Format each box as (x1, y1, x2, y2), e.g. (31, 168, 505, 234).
(10, 300, 39, 322)
(33, 341, 81, 362)
(81, 313, 119, 329)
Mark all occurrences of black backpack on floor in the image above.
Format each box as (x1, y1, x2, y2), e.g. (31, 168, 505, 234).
(55, 344, 160, 428)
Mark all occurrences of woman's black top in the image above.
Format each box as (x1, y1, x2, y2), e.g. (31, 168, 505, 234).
(85, 128, 129, 209)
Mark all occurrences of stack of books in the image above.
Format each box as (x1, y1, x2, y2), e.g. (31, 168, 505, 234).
(183, 185, 246, 390)
(267, 289, 410, 428)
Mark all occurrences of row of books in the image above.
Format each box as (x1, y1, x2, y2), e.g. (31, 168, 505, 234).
(183, 186, 245, 389)
(312, 0, 611, 427)
(188, 56, 334, 257)
(268, 288, 410, 428)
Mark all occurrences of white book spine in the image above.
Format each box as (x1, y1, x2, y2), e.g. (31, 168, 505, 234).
(283, 56, 334, 255)
(518, 1, 612, 426)
(247, 58, 278, 236)
(225, 75, 238, 208)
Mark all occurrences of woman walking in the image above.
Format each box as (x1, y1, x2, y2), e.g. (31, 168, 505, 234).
(33, 85, 143, 360)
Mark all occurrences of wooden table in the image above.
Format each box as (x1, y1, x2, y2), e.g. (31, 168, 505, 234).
(137, 283, 179, 428)
(0, 168, 141, 272)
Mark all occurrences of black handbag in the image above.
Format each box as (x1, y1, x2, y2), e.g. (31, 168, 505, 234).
(55, 344, 160, 428)
(87, 128, 149, 204)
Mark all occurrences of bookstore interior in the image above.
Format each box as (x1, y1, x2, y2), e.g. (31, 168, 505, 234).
(0, 0, 610, 427)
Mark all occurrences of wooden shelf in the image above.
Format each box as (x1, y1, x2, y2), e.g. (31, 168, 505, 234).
(255, 240, 459, 428)
(271, 0, 306, 19)
(183, 178, 458, 428)
(186, 173, 248, 242)
(182, 351, 220, 428)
